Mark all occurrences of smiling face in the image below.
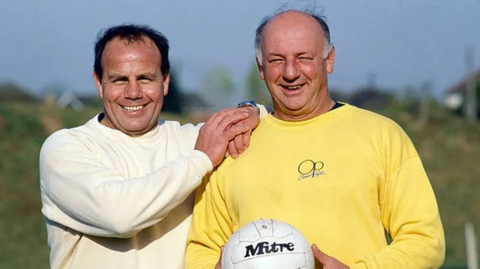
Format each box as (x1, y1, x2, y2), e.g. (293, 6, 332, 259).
(257, 11, 335, 121)
(94, 36, 170, 137)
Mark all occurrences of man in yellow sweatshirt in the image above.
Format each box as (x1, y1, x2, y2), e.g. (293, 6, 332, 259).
(186, 9, 445, 269)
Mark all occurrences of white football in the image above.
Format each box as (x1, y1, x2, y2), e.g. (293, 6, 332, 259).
(221, 218, 315, 269)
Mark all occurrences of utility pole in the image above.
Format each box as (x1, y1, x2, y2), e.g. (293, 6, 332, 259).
(465, 47, 477, 123)
(466, 222, 479, 269)
(415, 81, 432, 130)
(367, 72, 377, 89)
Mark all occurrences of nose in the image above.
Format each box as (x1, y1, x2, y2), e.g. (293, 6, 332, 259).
(282, 58, 300, 81)
(124, 81, 143, 99)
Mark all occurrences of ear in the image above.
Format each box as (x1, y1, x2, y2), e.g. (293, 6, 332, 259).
(256, 57, 265, 81)
(93, 71, 104, 99)
(325, 46, 335, 74)
(162, 72, 170, 96)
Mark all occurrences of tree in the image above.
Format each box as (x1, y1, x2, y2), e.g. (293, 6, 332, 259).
(349, 86, 395, 112)
(201, 65, 236, 110)
(0, 81, 37, 103)
(245, 61, 271, 105)
(163, 67, 184, 114)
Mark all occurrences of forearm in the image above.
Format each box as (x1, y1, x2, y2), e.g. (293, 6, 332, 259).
(185, 174, 231, 268)
(354, 157, 445, 269)
(349, 234, 444, 269)
(185, 243, 220, 269)
(41, 145, 211, 237)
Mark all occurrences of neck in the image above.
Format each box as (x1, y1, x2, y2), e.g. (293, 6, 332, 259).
(273, 95, 336, 122)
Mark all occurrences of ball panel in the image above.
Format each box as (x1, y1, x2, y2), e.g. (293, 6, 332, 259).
(222, 219, 315, 269)
(233, 253, 311, 268)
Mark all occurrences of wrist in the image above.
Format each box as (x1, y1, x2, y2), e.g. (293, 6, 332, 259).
(237, 100, 260, 115)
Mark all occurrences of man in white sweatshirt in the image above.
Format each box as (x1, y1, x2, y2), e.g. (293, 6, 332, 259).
(39, 24, 266, 269)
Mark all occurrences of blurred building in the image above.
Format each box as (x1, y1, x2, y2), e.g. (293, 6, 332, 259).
(444, 69, 480, 117)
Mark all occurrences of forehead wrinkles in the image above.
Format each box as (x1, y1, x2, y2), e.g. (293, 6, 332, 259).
(103, 38, 161, 65)
(261, 12, 325, 53)
(264, 37, 310, 54)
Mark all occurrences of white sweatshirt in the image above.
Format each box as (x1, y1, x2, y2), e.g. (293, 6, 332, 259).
(39, 114, 212, 269)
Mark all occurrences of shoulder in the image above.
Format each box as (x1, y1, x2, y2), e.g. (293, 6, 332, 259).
(40, 131, 78, 157)
(161, 120, 202, 136)
(340, 105, 414, 149)
(346, 105, 405, 132)
(40, 118, 98, 155)
(353, 105, 416, 146)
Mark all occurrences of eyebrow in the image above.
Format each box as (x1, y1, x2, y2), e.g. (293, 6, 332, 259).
(137, 73, 159, 80)
(266, 53, 285, 60)
(104, 74, 128, 81)
(105, 72, 159, 81)
(266, 51, 315, 57)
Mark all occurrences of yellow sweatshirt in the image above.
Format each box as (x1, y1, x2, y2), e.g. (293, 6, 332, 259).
(186, 104, 445, 269)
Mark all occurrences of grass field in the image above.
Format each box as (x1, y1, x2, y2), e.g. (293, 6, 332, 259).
(0, 102, 479, 268)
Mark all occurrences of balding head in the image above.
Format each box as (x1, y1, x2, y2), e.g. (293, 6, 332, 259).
(255, 10, 332, 63)
(253, 9, 336, 121)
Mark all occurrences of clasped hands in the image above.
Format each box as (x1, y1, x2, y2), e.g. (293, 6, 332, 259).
(194, 107, 259, 168)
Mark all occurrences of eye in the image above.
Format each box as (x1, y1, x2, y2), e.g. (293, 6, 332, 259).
(268, 58, 284, 64)
(139, 78, 152, 83)
(138, 75, 156, 83)
(112, 78, 128, 85)
(298, 56, 313, 61)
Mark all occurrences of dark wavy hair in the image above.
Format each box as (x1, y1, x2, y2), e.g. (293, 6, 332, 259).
(93, 24, 170, 79)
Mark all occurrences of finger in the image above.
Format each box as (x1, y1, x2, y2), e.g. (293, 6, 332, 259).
(242, 130, 252, 148)
(203, 108, 230, 125)
(200, 109, 246, 142)
(238, 106, 258, 122)
(241, 109, 260, 130)
(233, 133, 246, 155)
(202, 108, 236, 130)
(227, 140, 239, 159)
(215, 245, 226, 269)
(223, 122, 249, 141)
(217, 110, 249, 132)
(311, 244, 328, 263)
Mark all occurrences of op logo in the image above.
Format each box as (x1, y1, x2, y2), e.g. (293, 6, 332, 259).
(297, 159, 325, 180)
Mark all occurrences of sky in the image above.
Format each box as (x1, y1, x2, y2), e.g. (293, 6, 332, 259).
(1, 0, 480, 103)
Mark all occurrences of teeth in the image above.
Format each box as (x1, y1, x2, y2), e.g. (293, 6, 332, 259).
(123, 105, 144, 111)
(286, 85, 301, 90)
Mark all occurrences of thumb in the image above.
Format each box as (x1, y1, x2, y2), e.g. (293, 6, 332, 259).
(223, 123, 249, 140)
(215, 245, 226, 269)
(311, 244, 329, 263)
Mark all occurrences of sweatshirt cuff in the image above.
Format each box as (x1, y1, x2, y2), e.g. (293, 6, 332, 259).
(191, 150, 214, 174)
(258, 104, 273, 118)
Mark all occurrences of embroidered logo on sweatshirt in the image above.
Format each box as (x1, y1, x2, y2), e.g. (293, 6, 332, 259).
(297, 159, 326, 180)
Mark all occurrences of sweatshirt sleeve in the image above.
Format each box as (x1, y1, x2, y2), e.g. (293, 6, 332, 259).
(185, 170, 232, 269)
(39, 132, 212, 238)
(258, 104, 272, 119)
(350, 129, 445, 269)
